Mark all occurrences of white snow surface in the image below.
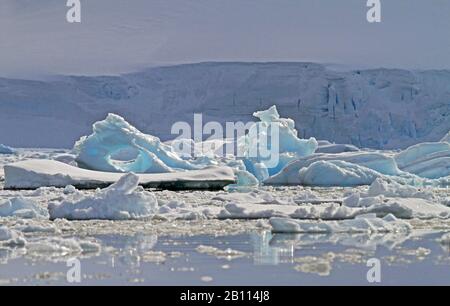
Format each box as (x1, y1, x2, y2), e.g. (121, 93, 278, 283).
(4, 159, 235, 190)
(48, 173, 158, 220)
(270, 214, 412, 234)
(0, 197, 49, 219)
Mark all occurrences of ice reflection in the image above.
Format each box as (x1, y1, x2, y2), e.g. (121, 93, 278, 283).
(250, 230, 416, 266)
(251, 231, 294, 265)
(103, 234, 159, 268)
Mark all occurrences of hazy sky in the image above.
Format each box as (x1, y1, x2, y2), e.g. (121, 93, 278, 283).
(1, 0, 450, 77)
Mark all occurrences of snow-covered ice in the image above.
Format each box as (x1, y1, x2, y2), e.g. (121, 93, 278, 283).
(395, 142, 450, 179)
(48, 173, 158, 220)
(264, 152, 401, 186)
(295, 160, 381, 187)
(4, 159, 235, 190)
(270, 214, 411, 234)
(0, 197, 49, 219)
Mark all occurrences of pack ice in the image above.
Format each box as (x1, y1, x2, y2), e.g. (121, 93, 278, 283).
(48, 173, 158, 220)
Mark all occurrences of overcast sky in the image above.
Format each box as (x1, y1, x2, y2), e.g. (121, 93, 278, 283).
(1, 0, 450, 77)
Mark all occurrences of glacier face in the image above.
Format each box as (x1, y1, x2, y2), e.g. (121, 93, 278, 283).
(0, 62, 449, 149)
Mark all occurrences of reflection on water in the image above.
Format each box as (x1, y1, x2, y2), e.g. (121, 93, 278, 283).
(251, 231, 294, 265)
(2, 229, 450, 285)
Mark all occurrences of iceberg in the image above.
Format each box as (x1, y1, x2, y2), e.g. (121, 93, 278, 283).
(74, 113, 197, 173)
(295, 160, 381, 187)
(0, 226, 27, 247)
(264, 152, 400, 186)
(4, 159, 235, 190)
(366, 178, 433, 200)
(0, 197, 49, 219)
(238, 105, 318, 180)
(48, 173, 158, 220)
(395, 142, 450, 179)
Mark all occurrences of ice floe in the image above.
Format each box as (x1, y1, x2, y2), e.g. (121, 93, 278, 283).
(4, 159, 235, 190)
(270, 214, 412, 233)
(366, 178, 434, 200)
(0, 197, 49, 219)
(0, 226, 27, 247)
(48, 173, 158, 220)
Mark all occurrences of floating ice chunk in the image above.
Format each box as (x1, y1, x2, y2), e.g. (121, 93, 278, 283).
(4, 159, 235, 190)
(297, 160, 381, 187)
(0, 226, 27, 247)
(0, 144, 15, 154)
(364, 198, 450, 219)
(239, 105, 318, 180)
(0, 197, 49, 219)
(218, 202, 358, 220)
(48, 173, 158, 220)
(395, 142, 450, 178)
(74, 113, 197, 173)
(270, 214, 411, 233)
(265, 151, 401, 186)
(366, 178, 434, 200)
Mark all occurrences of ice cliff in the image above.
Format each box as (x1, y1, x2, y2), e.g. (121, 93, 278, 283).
(0, 62, 448, 149)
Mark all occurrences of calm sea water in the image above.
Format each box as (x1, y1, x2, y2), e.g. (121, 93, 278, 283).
(2, 230, 450, 286)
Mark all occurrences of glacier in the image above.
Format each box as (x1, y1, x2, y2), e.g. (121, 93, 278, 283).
(0, 62, 448, 149)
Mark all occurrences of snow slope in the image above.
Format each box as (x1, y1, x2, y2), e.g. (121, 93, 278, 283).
(0, 62, 449, 148)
